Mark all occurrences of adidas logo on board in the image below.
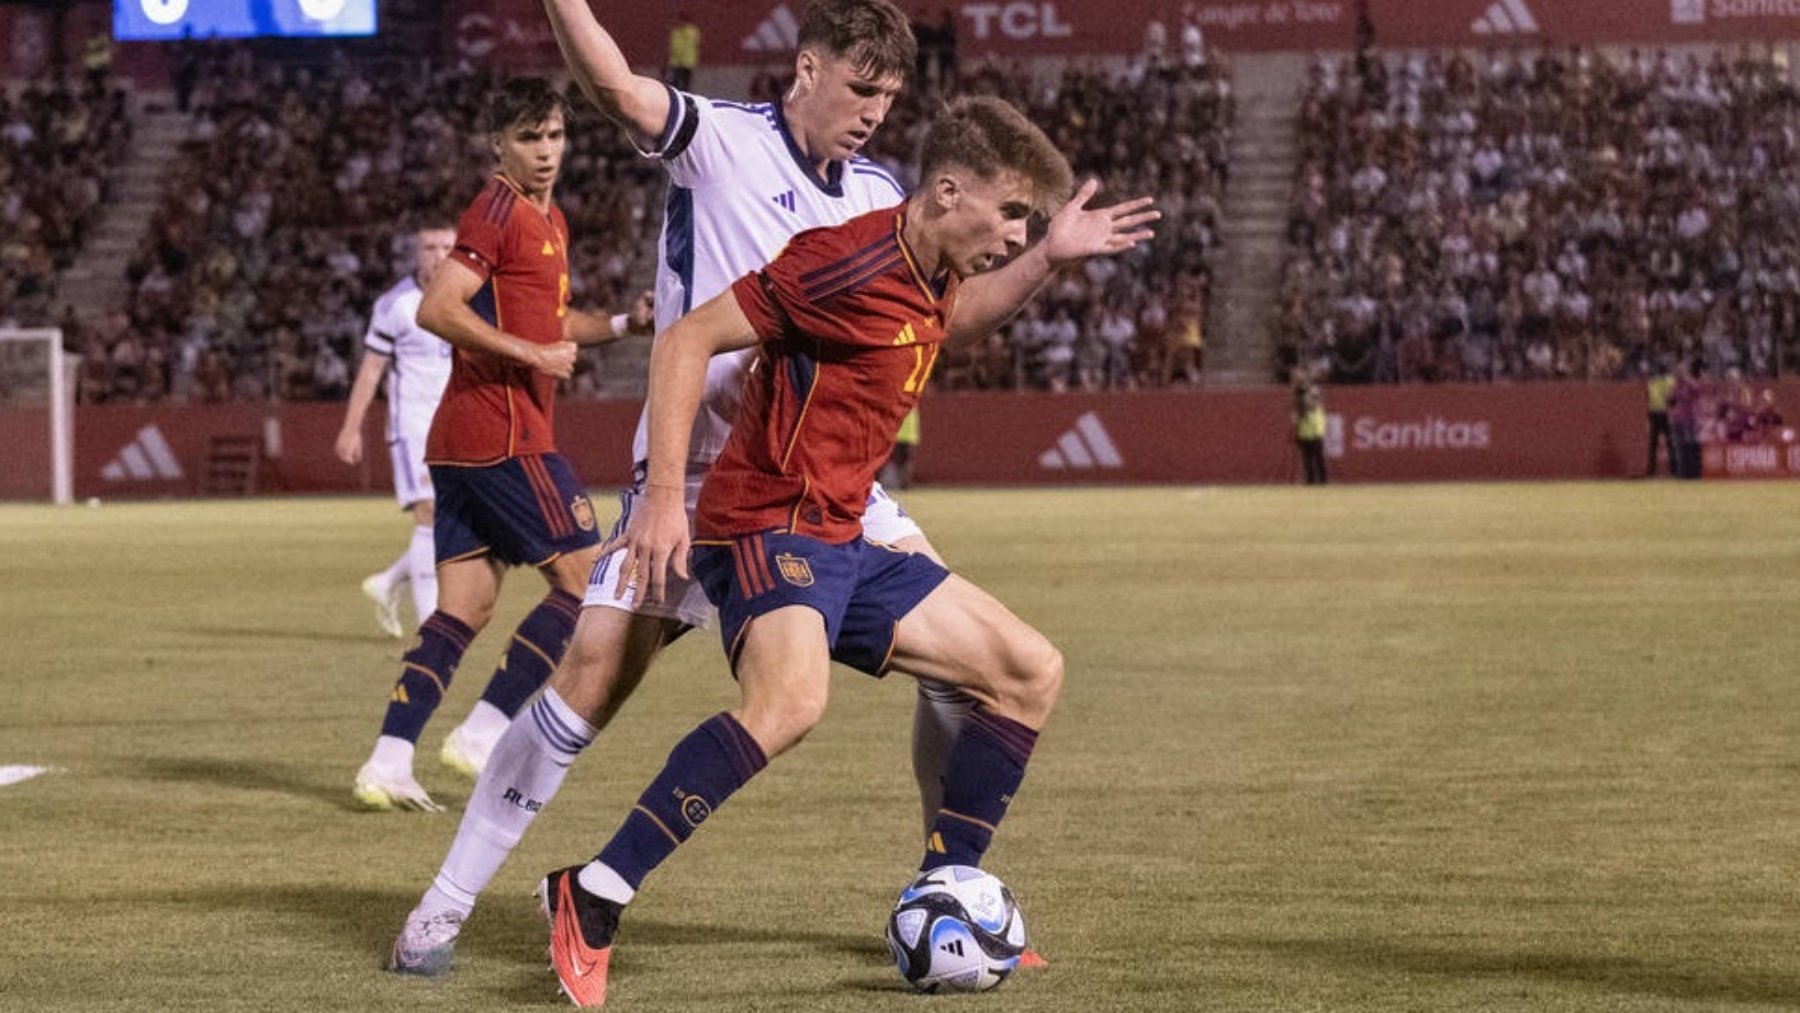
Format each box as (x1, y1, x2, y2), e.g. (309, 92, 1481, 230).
(1038, 412, 1123, 470)
(100, 424, 185, 482)
(1471, 0, 1539, 34)
(743, 5, 800, 52)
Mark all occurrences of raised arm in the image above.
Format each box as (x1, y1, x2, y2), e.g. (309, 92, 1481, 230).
(947, 179, 1159, 350)
(543, 0, 673, 145)
(418, 257, 578, 379)
(609, 290, 760, 603)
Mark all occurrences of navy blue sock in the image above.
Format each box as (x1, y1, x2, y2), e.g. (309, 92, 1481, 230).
(477, 589, 581, 717)
(922, 707, 1039, 871)
(596, 712, 767, 890)
(379, 612, 475, 743)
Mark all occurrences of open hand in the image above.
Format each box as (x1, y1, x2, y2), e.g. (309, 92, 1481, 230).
(1041, 178, 1160, 270)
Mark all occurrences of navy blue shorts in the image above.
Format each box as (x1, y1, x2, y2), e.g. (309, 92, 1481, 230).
(691, 530, 950, 677)
(430, 453, 601, 567)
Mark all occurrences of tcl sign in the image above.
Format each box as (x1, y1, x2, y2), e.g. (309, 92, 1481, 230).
(962, 2, 1074, 40)
(454, 10, 560, 65)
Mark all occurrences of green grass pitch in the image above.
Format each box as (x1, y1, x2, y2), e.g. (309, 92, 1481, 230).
(1, 483, 1797, 1011)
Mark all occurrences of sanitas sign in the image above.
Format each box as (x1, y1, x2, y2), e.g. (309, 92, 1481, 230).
(1328, 414, 1493, 456)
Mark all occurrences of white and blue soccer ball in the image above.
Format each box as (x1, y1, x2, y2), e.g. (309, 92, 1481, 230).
(884, 865, 1026, 993)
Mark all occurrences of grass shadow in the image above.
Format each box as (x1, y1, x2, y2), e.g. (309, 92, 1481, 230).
(133, 880, 888, 1006)
(185, 624, 391, 645)
(1222, 933, 1800, 1006)
(130, 756, 370, 812)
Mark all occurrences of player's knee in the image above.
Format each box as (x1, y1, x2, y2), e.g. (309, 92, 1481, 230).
(1000, 636, 1063, 725)
(548, 646, 611, 725)
(741, 688, 828, 758)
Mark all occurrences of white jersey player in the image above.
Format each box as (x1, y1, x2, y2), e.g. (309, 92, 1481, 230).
(335, 226, 457, 636)
(588, 91, 914, 628)
(388, 0, 1064, 976)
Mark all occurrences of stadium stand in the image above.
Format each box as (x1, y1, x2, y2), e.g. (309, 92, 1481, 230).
(77, 39, 1228, 402)
(0, 71, 132, 334)
(1277, 45, 1800, 386)
(111, 43, 660, 404)
(861, 53, 1232, 391)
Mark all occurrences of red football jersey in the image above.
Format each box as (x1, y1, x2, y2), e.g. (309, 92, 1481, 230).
(426, 174, 571, 465)
(699, 208, 957, 542)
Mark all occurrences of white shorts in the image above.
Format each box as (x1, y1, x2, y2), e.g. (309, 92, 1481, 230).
(582, 473, 924, 628)
(388, 433, 434, 510)
(863, 480, 923, 545)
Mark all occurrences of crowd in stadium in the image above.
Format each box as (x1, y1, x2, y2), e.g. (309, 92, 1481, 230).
(80, 42, 661, 404)
(859, 52, 1228, 392)
(0, 71, 131, 335)
(38, 29, 1228, 404)
(1279, 44, 1800, 386)
(31, 28, 1800, 405)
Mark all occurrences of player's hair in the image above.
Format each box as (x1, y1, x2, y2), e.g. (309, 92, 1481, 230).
(797, 0, 916, 82)
(918, 96, 1074, 214)
(486, 77, 569, 135)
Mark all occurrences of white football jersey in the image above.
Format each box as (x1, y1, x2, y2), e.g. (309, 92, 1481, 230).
(362, 276, 453, 443)
(634, 88, 908, 466)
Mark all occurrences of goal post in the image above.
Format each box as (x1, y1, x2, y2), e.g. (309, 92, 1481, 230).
(0, 328, 75, 505)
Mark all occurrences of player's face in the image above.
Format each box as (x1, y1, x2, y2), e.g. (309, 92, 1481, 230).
(791, 50, 902, 161)
(933, 170, 1034, 279)
(414, 228, 456, 287)
(492, 108, 567, 197)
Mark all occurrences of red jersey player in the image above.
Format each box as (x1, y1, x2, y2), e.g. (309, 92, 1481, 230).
(537, 96, 1157, 1005)
(355, 78, 648, 818)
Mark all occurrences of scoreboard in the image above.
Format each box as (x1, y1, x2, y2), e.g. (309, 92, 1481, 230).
(113, 0, 377, 41)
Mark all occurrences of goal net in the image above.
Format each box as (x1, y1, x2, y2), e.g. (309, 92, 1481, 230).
(0, 329, 74, 504)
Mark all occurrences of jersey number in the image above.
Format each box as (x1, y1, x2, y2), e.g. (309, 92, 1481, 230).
(902, 345, 938, 395)
(557, 273, 570, 318)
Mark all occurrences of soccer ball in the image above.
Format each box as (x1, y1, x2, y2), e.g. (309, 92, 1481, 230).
(884, 865, 1026, 993)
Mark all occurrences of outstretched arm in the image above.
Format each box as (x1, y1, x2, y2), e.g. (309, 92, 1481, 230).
(606, 291, 760, 603)
(562, 288, 654, 345)
(946, 179, 1159, 351)
(543, 0, 673, 145)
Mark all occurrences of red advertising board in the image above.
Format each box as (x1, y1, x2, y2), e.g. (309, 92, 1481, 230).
(445, 0, 1178, 71)
(1371, 0, 1800, 51)
(1702, 438, 1800, 479)
(7, 381, 1795, 501)
(11, 1, 1800, 82)
(438, 0, 1800, 72)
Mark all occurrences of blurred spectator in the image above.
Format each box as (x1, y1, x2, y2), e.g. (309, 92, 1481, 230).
(1293, 363, 1328, 484)
(0, 70, 131, 332)
(667, 14, 699, 92)
(90, 44, 1227, 401)
(1644, 358, 1674, 476)
(120, 47, 661, 403)
(868, 53, 1231, 392)
(1669, 358, 1703, 478)
(1279, 45, 1800, 386)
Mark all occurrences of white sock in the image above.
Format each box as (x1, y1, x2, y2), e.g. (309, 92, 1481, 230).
(370, 735, 415, 773)
(380, 549, 409, 590)
(911, 678, 976, 835)
(429, 689, 595, 916)
(457, 700, 511, 744)
(578, 861, 635, 906)
(407, 524, 437, 623)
